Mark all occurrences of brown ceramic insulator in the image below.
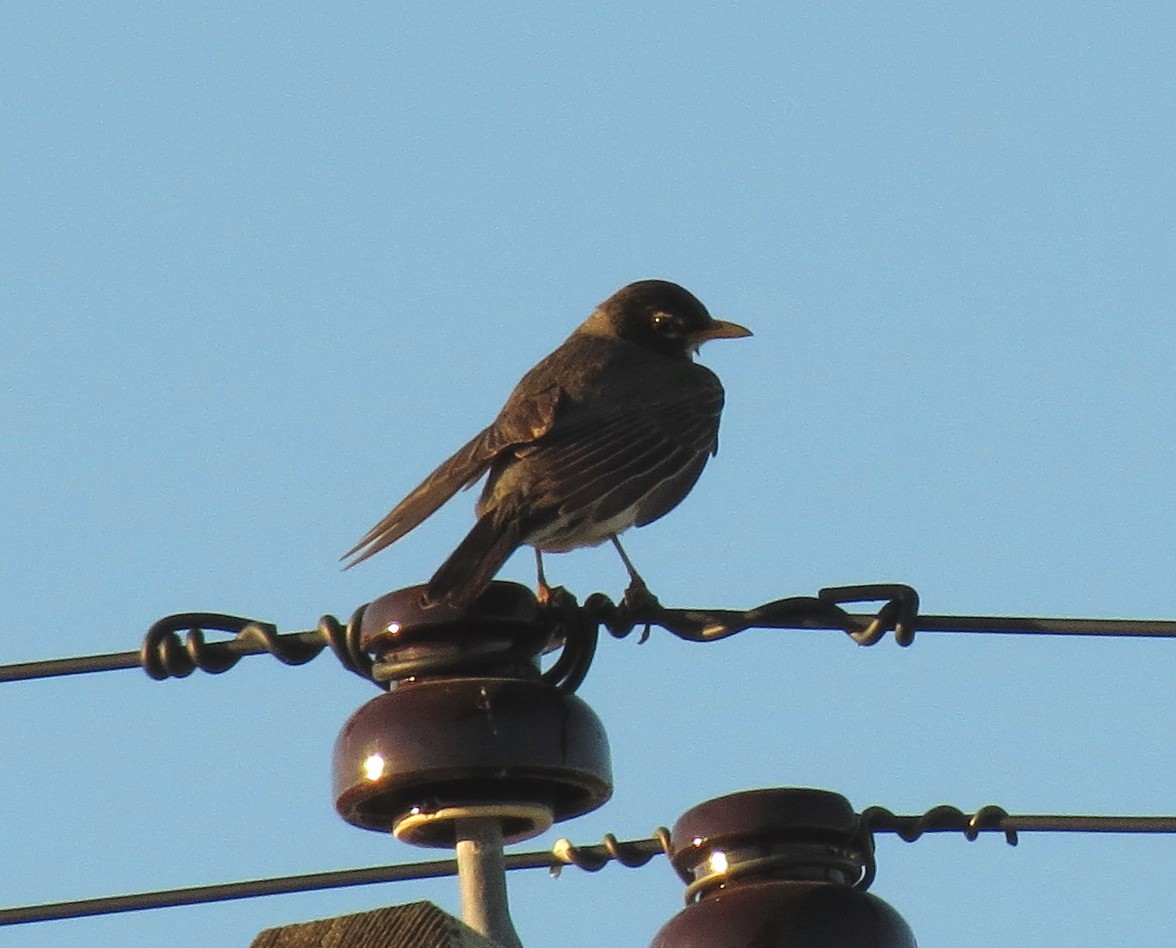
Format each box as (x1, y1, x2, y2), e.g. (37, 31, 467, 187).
(653, 788, 916, 948)
(651, 880, 917, 948)
(333, 676, 612, 846)
(359, 582, 553, 682)
(668, 788, 863, 887)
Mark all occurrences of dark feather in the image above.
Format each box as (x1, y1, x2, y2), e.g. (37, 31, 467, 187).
(342, 387, 563, 568)
(426, 509, 525, 607)
(497, 383, 723, 520)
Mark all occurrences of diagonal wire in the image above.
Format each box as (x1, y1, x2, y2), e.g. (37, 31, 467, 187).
(0, 840, 662, 927)
(3, 813, 1176, 927)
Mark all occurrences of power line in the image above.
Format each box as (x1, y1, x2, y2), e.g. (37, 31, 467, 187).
(3, 813, 1173, 927)
(3, 584, 1176, 685)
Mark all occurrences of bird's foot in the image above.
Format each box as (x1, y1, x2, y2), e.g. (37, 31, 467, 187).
(621, 579, 662, 643)
(537, 581, 577, 610)
(536, 583, 580, 654)
(622, 578, 660, 611)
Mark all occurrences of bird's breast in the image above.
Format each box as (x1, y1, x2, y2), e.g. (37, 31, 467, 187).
(523, 502, 643, 553)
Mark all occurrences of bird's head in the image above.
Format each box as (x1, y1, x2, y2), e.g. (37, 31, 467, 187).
(584, 280, 752, 358)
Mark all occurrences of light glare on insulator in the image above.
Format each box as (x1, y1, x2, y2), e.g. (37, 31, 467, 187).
(363, 754, 386, 781)
(707, 851, 729, 874)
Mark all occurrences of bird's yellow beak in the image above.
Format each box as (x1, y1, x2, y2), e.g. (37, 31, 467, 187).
(690, 319, 753, 344)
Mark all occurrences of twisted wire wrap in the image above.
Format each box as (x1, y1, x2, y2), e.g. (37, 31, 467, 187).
(140, 609, 374, 683)
(862, 804, 1018, 845)
(548, 829, 672, 877)
(549, 583, 920, 652)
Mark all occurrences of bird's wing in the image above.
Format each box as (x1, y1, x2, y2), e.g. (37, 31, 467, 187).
(341, 385, 562, 568)
(515, 377, 724, 530)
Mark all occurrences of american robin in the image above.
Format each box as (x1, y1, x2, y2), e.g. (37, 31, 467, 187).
(343, 279, 751, 608)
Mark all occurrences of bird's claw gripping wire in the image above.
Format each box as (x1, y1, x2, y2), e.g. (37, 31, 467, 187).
(621, 580, 663, 643)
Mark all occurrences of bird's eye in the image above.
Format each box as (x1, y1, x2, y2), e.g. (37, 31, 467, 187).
(651, 312, 679, 335)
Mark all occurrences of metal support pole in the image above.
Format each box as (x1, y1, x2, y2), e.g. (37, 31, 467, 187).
(455, 817, 523, 948)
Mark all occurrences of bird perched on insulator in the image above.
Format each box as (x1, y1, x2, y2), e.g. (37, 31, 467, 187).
(343, 279, 751, 609)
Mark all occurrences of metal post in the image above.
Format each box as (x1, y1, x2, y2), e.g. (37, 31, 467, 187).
(455, 817, 523, 948)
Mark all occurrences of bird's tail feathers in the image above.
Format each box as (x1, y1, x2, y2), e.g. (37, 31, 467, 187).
(425, 510, 524, 609)
(341, 429, 497, 569)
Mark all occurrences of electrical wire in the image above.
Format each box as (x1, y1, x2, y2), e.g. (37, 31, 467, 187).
(2, 814, 1173, 927)
(3, 584, 1176, 685)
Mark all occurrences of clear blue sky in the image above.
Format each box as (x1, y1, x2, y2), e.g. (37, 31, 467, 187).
(3, 3, 1175, 945)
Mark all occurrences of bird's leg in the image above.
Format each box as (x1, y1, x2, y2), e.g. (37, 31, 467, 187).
(609, 535, 661, 632)
(534, 548, 575, 609)
(535, 548, 553, 603)
(534, 547, 576, 652)
(609, 534, 647, 589)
